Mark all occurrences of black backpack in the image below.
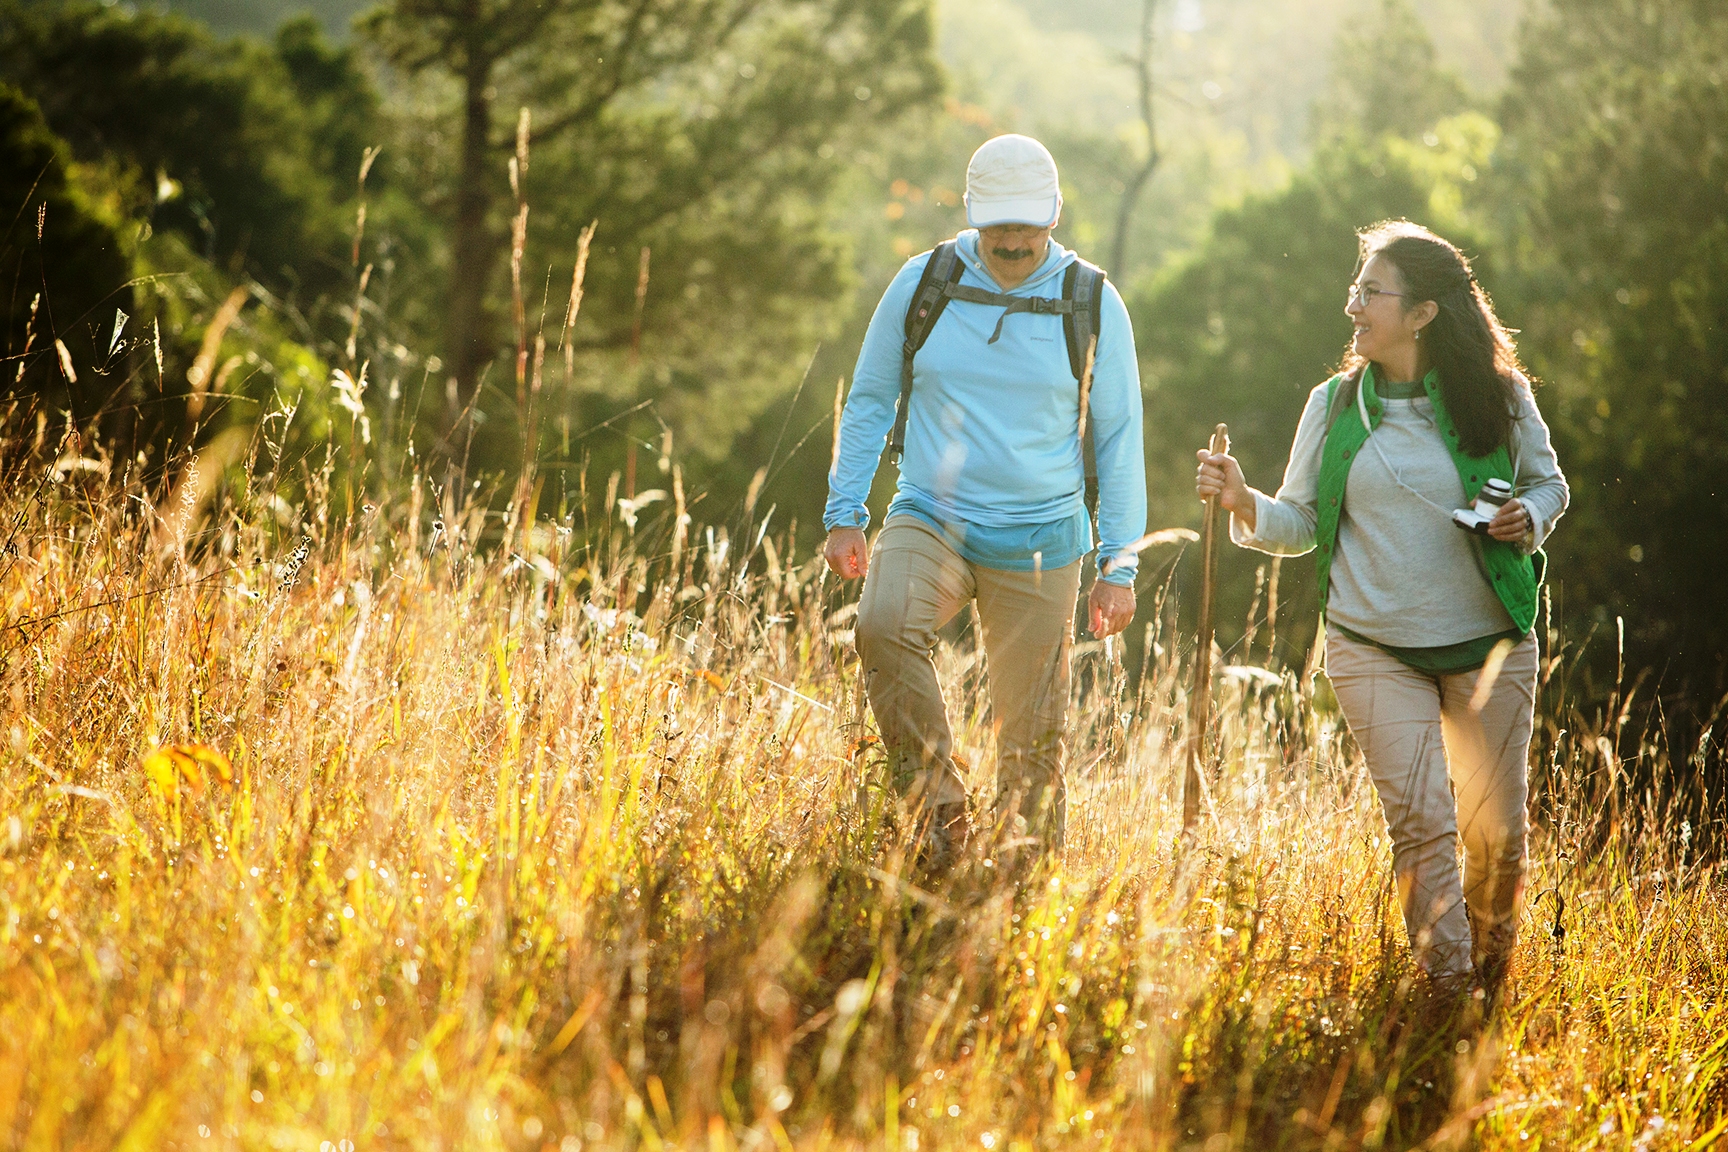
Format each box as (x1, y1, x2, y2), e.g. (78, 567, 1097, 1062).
(887, 239, 1108, 511)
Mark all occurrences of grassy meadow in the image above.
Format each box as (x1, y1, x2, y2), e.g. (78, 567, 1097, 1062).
(2, 435, 1726, 1152)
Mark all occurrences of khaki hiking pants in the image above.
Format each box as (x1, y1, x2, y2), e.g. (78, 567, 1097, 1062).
(1326, 627, 1538, 981)
(855, 517, 1081, 844)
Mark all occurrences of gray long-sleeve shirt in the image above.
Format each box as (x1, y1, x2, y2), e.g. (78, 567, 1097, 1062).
(1232, 379, 1569, 648)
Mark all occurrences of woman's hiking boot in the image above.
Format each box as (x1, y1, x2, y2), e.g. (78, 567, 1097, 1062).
(1469, 912, 1518, 1002)
(913, 801, 971, 876)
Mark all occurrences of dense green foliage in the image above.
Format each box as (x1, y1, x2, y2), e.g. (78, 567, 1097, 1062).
(0, 2, 388, 481)
(1310, 0, 1472, 146)
(1494, 0, 1728, 675)
(0, 4, 369, 297)
(0, 83, 133, 438)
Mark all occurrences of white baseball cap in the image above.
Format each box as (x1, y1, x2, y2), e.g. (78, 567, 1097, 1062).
(964, 134, 1062, 228)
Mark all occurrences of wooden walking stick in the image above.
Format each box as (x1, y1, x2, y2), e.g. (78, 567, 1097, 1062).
(1185, 423, 1230, 834)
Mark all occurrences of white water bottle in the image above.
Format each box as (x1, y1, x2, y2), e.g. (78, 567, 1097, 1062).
(1451, 478, 1514, 534)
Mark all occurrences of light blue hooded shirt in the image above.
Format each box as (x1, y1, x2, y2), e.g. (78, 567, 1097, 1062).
(823, 230, 1147, 586)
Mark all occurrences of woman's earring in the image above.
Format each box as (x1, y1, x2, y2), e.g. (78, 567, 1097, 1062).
(1414, 329, 1421, 341)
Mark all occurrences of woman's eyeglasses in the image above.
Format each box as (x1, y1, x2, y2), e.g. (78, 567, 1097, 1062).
(1348, 283, 1407, 306)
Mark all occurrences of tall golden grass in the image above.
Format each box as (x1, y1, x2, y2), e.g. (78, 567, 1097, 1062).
(1, 428, 1725, 1152)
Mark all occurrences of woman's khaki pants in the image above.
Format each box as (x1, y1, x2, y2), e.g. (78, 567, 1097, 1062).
(1325, 628, 1538, 981)
(854, 517, 1081, 845)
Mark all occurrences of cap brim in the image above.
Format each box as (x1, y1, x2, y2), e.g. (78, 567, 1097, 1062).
(966, 194, 1060, 229)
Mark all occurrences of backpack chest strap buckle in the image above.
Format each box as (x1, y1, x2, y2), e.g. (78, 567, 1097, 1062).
(981, 294, 1071, 342)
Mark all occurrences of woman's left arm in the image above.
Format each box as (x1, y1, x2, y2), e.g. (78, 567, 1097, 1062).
(1508, 387, 1570, 553)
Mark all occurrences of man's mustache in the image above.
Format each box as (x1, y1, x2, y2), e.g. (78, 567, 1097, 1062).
(991, 246, 1036, 261)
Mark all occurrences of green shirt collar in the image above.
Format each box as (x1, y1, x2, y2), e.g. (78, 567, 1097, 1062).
(1363, 362, 1438, 402)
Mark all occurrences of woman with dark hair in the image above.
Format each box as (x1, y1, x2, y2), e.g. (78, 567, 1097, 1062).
(1195, 220, 1568, 994)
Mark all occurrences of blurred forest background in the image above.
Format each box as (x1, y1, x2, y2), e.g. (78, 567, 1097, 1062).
(3, 0, 1724, 702)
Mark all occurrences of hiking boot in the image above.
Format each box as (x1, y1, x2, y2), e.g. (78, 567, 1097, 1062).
(1470, 914, 1518, 1001)
(980, 811, 1051, 889)
(913, 801, 971, 875)
(1475, 945, 1514, 1002)
(1408, 968, 1479, 1034)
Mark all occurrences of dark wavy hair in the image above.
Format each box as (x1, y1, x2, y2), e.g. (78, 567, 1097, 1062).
(1341, 220, 1528, 457)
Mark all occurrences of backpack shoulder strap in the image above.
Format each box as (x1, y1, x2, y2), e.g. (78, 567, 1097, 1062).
(1063, 258, 1108, 516)
(1062, 258, 1107, 382)
(904, 240, 963, 350)
(888, 241, 964, 461)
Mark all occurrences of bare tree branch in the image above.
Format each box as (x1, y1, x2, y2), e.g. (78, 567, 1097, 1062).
(1109, 0, 1161, 280)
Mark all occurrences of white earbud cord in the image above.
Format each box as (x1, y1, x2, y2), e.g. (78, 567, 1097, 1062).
(1354, 380, 1520, 520)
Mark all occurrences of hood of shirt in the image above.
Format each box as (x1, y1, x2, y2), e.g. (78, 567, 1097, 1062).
(955, 228, 1078, 294)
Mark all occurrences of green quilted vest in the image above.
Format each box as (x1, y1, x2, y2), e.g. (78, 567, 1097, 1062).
(1313, 365, 1545, 633)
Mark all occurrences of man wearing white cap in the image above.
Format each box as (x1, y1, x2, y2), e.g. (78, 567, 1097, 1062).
(823, 133, 1147, 866)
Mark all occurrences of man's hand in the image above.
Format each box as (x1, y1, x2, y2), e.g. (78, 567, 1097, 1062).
(1486, 497, 1534, 543)
(1089, 580, 1136, 638)
(824, 527, 869, 580)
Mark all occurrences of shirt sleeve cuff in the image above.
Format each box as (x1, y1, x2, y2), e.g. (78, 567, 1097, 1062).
(1516, 492, 1558, 553)
(822, 507, 871, 532)
(1228, 492, 1274, 547)
(1095, 551, 1138, 586)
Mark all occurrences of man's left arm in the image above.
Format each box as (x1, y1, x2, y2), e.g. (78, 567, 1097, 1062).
(1087, 282, 1148, 589)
